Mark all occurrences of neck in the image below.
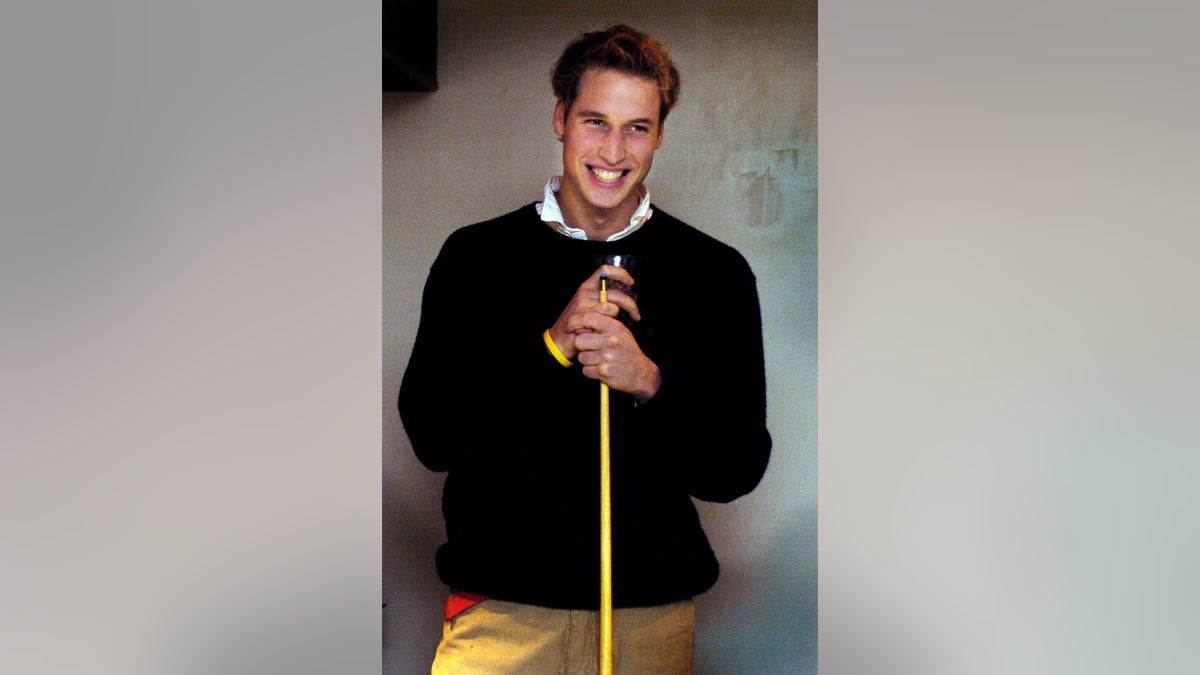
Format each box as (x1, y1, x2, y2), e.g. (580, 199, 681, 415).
(557, 186, 642, 242)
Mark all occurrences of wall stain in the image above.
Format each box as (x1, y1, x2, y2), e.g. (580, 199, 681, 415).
(729, 146, 812, 230)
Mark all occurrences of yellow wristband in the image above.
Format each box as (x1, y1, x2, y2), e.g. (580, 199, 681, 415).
(542, 329, 573, 367)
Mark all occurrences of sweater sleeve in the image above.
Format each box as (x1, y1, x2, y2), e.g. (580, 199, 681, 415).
(632, 252, 772, 503)
(397, 229, 577, 473)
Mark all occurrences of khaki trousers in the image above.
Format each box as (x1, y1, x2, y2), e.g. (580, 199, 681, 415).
(431, 598, 695, 674)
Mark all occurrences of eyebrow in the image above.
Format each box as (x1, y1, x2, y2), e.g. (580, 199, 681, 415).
(576, 109, 658, 128)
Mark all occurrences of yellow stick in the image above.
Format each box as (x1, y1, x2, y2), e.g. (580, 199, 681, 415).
(599, 275, 614, 675)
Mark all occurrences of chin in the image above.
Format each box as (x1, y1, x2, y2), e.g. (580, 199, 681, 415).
(584, 186, 635, 211)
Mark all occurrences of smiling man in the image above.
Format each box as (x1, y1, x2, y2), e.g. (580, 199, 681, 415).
(552, 66, 664, 239)
(399, 25, 772, 673)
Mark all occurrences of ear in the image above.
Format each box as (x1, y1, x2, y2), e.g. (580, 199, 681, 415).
(553, 101, 566, 138)
(654, 119, 666, 150)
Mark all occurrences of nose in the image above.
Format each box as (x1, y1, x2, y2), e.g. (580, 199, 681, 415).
(598, 128, 625, 164)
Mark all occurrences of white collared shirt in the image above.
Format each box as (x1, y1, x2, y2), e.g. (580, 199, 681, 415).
(534, 176, 653, 242)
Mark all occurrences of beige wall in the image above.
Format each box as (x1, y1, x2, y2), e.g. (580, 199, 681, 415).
(384, 2, 817, 671)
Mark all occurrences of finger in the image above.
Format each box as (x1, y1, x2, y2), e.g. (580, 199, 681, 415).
(563, 302, 612, 332)
(580, 363, 612, 381)
(570, 314, 624, 340)
(573, 330, 606, 352)
(593, 300, 620, 318)
(598, 288, 641, 321)
(588, 264, 636, 291)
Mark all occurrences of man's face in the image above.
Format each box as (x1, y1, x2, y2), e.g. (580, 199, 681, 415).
(553, 68, 664, 224)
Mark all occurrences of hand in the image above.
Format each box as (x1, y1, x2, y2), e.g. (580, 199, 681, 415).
(546, 265, 661, 402)
(546, 265, 640, 362)
(574, 318, 662, 403)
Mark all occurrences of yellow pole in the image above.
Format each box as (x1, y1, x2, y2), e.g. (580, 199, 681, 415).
(599, 274, 614, 675)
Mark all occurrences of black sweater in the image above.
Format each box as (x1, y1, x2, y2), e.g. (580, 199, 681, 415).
(398, 204, 771, 609)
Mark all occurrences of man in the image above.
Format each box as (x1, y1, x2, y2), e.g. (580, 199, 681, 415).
(399, 24, 771, 673)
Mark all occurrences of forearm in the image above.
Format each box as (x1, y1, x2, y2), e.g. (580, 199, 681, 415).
(636, 366, 770, 502)
(399, 327, 572, 472)
(633, 265, 772, 501)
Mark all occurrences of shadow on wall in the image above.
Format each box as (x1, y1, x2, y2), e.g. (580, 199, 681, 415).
(695, 507, 817, 674)
(382, 431, 448, 671)
(383, 88, 456, 672)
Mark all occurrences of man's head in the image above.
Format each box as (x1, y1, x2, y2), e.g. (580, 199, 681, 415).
(551, 24, 681, 124)
(549, 25, 681, 237)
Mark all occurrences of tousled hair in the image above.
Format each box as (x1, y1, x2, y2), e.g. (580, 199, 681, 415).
(551, 24, 681, 123)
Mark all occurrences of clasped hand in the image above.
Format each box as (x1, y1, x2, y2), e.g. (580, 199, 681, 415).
(546, 265, 661, 403)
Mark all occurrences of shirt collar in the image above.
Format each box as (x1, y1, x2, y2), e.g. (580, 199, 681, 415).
(535, 176, 653, 242)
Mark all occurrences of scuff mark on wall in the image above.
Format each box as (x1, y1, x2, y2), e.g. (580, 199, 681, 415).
(727, 144, 815, 231)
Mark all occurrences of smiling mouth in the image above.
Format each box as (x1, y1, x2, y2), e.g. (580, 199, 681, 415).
(590, 167, 627, 184)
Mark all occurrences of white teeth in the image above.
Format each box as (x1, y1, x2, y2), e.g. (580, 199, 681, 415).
(592, 168, 623, 183)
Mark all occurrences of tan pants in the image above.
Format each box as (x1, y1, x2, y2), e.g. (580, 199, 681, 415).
(431, 598, 695, 674)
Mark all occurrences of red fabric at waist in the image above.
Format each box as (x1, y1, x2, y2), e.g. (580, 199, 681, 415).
(444, 591, 488, 621)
